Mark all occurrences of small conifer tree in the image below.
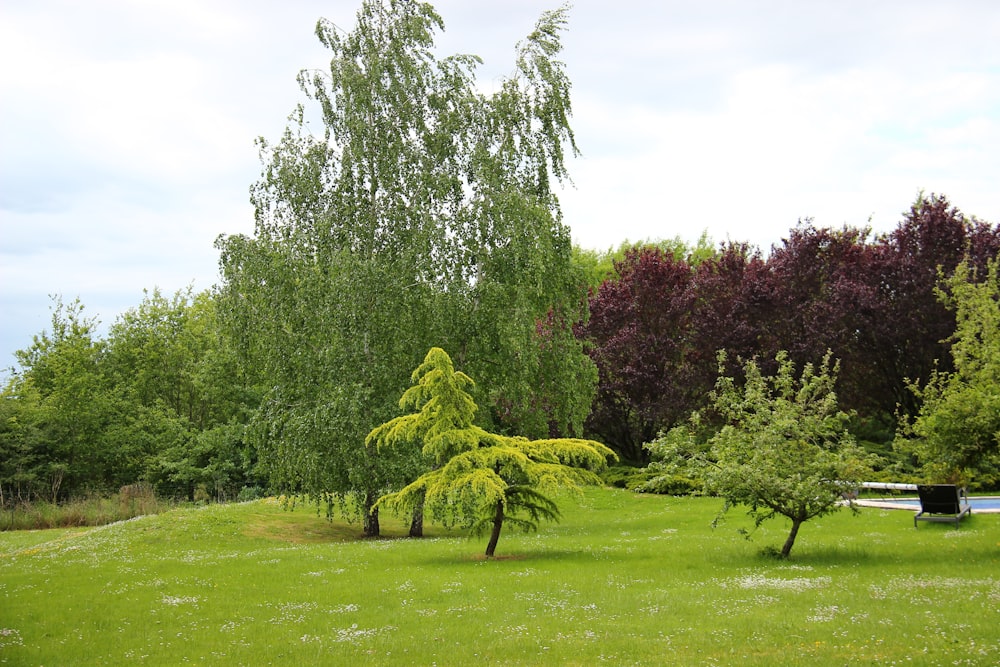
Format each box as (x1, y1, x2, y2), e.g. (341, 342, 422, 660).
(368, 347, 616, 556)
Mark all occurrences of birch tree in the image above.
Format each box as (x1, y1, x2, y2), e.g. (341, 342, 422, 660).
(216, 1, 594, 535)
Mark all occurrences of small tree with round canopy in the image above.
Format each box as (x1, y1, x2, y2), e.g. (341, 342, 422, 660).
(646, 350, 871, 558)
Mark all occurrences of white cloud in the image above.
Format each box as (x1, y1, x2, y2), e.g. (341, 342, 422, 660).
(2, 0, 999, 363)
(561, 28, 1000, 250)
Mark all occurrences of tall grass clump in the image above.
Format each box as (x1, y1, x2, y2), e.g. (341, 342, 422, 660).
(1, 482, 168, 531)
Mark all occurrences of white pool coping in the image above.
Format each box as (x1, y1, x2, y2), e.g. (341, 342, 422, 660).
(852, 496, 1000, 514)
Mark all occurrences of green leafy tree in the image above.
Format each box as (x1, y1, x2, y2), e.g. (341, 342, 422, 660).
(104, 288, 258, 500)
(7, 298, 114, 499)
(2, 290, 258, 504)
(646, 351, 870, 558)
(896, 258, 1000, 485)
(0, 385, 44, 510)
(369, 347, 615, 556)
(217, 1, 594, 534)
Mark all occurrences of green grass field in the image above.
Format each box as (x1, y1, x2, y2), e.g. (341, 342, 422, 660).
(2, 488, 998, 666)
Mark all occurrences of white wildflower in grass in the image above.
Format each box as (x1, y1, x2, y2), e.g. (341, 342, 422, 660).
(179, 551, 213, 564)
(331, 624, 393, 643)
(875, 575, 999, 594)
(714, 594, 781, 617)
(161, 595, 200, 606)
(269, 601, 318, 624)
(329, 604, 358, 614)
(943, 529, 976, 540)
(646, 530, 677, 541)
(509, 569, 538, 578)
(719, 574, 832, 591)
(806, 605, 843, 622)
(0, 628, 24, 648)
(445, 604, 487, 615)
(494, 624, 530, 637)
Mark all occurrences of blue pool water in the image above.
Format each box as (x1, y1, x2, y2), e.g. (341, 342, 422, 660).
(866, 497, 1000, 511)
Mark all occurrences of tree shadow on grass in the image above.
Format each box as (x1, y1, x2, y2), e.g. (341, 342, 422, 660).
(419, 545, 602, 566)
(748, 516, 994, 568)
(240, 506, 458, 544)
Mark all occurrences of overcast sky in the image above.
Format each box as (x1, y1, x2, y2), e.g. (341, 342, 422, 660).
(2, 0, 999, 368)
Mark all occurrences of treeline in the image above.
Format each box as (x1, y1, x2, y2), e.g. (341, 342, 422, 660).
(581, 194, 1000, 464)
(3, 193, 996, 508)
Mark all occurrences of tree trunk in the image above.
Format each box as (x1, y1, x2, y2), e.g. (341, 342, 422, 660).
(781, 518, 803, 558)
(50, 466, 66, 504)
(363, 490, 380, 537)
(484, 499, 505, 557)
(408, 493, 424, 538)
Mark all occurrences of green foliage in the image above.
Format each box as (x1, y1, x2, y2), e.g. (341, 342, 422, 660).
(896, 258, 1000, 486)
(1, 289, 259, 506)
(645, 351, 871, 558)
(367, 347, 479, 464)
(597, 464, 698, 493)
(4, 298, 114, 500)
(103, 288, 258, 501)
(236, 485, 265, 502)
(370, 348, 615, 555)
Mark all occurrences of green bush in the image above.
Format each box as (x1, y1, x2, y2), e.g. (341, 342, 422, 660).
(237, 485, 265, 502)
(637, 471, 700, 495)
(600, 465, 698, 494)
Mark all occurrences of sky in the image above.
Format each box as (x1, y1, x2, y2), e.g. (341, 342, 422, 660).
(2, 0, 999, 369)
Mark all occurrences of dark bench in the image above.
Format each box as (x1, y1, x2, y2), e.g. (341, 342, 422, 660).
(914, 484, 971, 528)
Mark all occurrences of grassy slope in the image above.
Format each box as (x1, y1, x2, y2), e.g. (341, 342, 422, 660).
(1, 488, 998, 666)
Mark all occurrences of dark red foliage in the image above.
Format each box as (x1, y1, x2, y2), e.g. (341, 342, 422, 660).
(762, 224, 884, 412)
(862, 194, 1000, 415)
(688, 243, 771, 379)
(578, 195, 1000, 460)
(579, 247, 696, 462)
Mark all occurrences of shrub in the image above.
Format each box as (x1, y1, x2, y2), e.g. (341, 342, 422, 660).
(237, 485, 265, 502)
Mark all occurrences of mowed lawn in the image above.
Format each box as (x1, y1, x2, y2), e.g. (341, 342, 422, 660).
(1, 488, 998, 666)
